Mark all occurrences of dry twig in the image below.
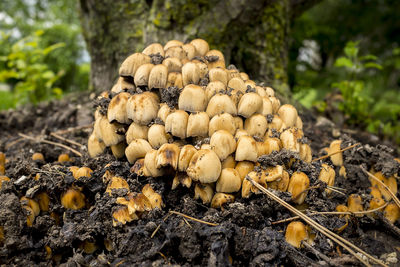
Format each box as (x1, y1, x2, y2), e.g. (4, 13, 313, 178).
(53, 123, 93, 135)
(19, 133, 82, 157)
(50, 132, 84, 148)
(247, 176, 386, 267)
(271, 202, 389, 225)
(169, 210, 219, 226)
(312, 143, 360, 162)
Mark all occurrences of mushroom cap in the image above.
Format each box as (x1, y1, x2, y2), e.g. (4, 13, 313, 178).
(187, 149, 221, 183)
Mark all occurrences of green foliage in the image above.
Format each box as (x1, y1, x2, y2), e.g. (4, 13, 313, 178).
(294, 41, 400, 145)
(331, 41, 381, 123)
(0, 0, 89, 109)
(0, 30, 65, 107)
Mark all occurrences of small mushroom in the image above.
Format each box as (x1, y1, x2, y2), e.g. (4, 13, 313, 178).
(187, 149, 221, 183)
(156, 143, 180, 170)
(187, 112, 209, 137)
(285, 221, 308, 248)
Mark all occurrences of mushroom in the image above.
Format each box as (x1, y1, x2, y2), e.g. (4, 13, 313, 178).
(119, 53, 151, 77)
(147, 124, 170, 149)
(216, 168, 241, 193)
(287, 172, 310, 205)
(143, 43, 164, 56)
(165, 110, 189, 139)
(178, 84, 207, 112)
(126, 92, 159, 125)
(187, 112, 209, 137)
(235, 135, 258, 162)
(125, 139, 152, 164)
(237, 92, 262, 118)
(190, 39, 209, 57)
(156, 143, 180, 170)
(187, 149, 221, 183)
(210, 130, 236, 161)
(285, 221, 308, 248)
(206, 94, 237, 117)
(194, 183, 214, 204)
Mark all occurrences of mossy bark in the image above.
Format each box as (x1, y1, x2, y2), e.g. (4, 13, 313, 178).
(79, 0, 317, 96)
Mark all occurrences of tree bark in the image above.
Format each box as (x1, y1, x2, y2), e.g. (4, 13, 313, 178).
(79, 0, 318, 96)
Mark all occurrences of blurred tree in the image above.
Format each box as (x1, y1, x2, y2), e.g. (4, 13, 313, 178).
(79, 0, 320, 94)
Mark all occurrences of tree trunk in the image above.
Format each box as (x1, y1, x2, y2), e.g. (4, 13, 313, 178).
(79, 0, 318, 96)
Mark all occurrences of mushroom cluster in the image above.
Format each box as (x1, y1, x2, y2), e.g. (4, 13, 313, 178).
(88, 38, 312, 208)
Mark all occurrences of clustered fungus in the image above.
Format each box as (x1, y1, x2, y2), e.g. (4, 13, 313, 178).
(88, 38, 313, 211)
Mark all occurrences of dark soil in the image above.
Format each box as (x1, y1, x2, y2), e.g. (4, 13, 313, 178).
(0, 93, 399, 266)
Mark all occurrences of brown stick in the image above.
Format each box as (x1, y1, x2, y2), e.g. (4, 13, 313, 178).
(247, 176, 386, 267)
(50, 132, 85, 148)
(169, 211, 219, 226)
(360, 166, 400, 209)
(312, 143, 360, 162)
(53, 123, 93, 135)
(271, 202, 389, 225)
(18, 133, 82, 157)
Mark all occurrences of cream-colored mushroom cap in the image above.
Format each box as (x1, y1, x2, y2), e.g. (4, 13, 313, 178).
(125, 139, 152, 164)
(142, 43, 164, 56)
(318, 164, 335, 194)
(287, 172, 310, 205)
(126, 122, 148, 144)
(163, 57, 182, 73)
(208, 68, 228, 86)
(285, 221, 308, 248)
(235, 135, 258, 162)
(107, 92, 131, 124)
(328, 140, 343, 166)
(126, 92, 159, 125)
(182, 62, 200, 86)
(165, 110, 189, 139)
(156, 143, 180, 170)
(182, 43, 196, 60)
(88, 133, 106, 158)
(157, 103, 171, 123)
(186, 112, 209, 137)
(134, 63, 154, 87)
(148, 64, 168, 89)
(98, 116, 125, 146)
(244, 114, 268, 138)
(206, 94, 237, 117)
(278, 104, 298, 128)
(216, 168, 241, 193)
(190, 39, 209, 56)
(205, 81, 226, 101)
(194, 183, 214, 204)
(165, 46, 186, 60)
(144, 149, 164, 177)
(119, 53, 151, 77)
(235, 161, 255, 182)
(164, 40, 184, 51)
(221, 155, 236, 169)
(228, 77, 246, 94)
(178, 84, 207, 112)
(147, 124, 170, 149)
(211, 193, 235, 208)
(111, 142, 127, 159)
(208, 113, 236, 136)
(238, 92, 262, 118)
(187, 149, 222, 183)
(178, 145, 197, 172)
(210, 130, 236, 161)
(258, 97, 273, 116)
